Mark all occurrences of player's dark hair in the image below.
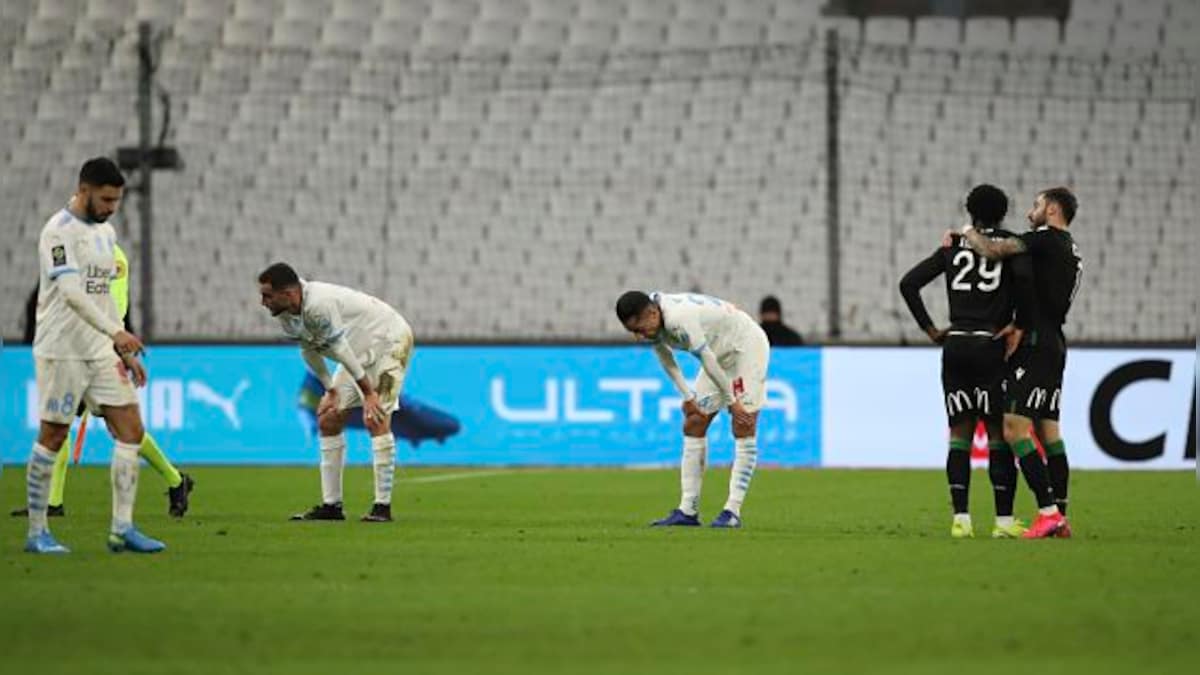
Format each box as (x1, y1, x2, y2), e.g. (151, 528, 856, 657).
(258, 262, 301, 290)
(1040, 186, 1077, 223)
(965, 184, 1008, 227)
(78, 157, 125, 188)
(760, 295, 782, 314)
(615, 291, 652, 323)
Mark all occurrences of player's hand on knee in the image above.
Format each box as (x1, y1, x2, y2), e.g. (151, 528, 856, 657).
(363, 391, 386, 425)
(317, 390, 339, 418)
(730, 402, 755, 432)
(681, 397, 703, 419)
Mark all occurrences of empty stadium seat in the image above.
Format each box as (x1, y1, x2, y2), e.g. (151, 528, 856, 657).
(1013, 17, 1060, 50)
(1071, 0, 1119, 22)
(963, 17, 1010, 49)
(865, 16, 909, 45)
(718, 20, 764, 47)
(1121, 0, 1168, 22)
(1063, 19, 1111, 54)
(913, 16, 960, 48)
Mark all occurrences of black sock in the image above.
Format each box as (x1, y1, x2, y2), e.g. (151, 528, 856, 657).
(1012, 438, 1055, 509)
(988, 443, 1017, 518)
(1045, 440, 1069, 515)
(947, 441, 971, 514)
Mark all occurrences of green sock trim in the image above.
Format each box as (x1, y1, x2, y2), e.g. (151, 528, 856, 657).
(48, 434, 71, 507)
(1012, 438, 1038, 458)
(140, 434, 183, 488)
(948, 439, 971, 452)
(1045, 440, 1067, 457)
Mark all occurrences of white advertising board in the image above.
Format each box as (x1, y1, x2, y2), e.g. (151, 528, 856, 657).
(821, 347, 1195, 470)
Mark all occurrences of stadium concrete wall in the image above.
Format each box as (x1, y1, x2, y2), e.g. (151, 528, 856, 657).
(0, 345, 1192, 470)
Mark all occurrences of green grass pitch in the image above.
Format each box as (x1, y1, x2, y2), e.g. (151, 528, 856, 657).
(0, 465, 1196, 674)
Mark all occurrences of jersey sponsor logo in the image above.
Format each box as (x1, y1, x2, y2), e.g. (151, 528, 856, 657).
(51, 245, 67, 267)
(1015, 367, 1026, 381)
(1026, 387, 1048, 411)
(946, 387, 991, 417)
(84, 264, 114, 294)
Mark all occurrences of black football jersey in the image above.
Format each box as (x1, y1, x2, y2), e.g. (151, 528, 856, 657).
(1018, 226, 1083, 332)
(900, 229, 1035, 334)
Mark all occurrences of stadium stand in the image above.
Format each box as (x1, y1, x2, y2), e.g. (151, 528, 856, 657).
(0, 0, 1195, 342)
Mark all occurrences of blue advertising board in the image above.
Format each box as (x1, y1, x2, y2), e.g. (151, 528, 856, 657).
(0, 345, 822, 467)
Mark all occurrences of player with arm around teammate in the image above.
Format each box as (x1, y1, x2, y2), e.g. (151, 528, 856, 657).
(616, 290, 770, 529)
(258, 263, 414, 523)
(957, 187, 1083, 539)
(899, 184, 1035, 538)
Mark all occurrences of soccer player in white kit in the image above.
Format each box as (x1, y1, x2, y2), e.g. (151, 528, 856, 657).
(24, 157, 165, 554)
(258, 263, 415, 522)
(615, 290, 771, 528)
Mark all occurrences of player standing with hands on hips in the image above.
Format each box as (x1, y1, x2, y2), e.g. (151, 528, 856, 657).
(258, 263, 415, 523)
(616, 291, 771, 529)
(24, 157, 164, 554)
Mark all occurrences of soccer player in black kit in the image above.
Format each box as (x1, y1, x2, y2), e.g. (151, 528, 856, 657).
(900, 184, 1035, 538)
(960, 187, 1082, 539)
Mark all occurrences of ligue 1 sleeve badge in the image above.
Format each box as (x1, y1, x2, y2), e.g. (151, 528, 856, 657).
(51, 245, 67, 267)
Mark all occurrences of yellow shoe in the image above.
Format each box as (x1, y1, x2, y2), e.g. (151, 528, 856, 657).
(991, 519, 1028, 539)
(951, 518, 975, 539)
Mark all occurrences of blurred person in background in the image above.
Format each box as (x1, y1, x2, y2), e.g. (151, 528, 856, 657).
(758, 296, 804, 346)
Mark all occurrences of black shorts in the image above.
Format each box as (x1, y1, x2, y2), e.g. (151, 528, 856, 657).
(941, 334, 1005, 425)
(1005, 342, 1067, 421)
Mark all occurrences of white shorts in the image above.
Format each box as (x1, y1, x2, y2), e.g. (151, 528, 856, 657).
(35, 354, 138, 425)
(693, 327, 771, 415)
(331, 332, 414, 415)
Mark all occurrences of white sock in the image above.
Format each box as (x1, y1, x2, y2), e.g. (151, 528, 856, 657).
(1038, 505, 1059, 516)
(678, 436, 707, 516)
(111, 440, 141, 535)
(26, 443, 57, 538)
(995, 516, 1014, 528)
(724, 436, 759, 516)
(954, 513, 973, 525)
(371, 433, 397, 506)
(319, 434, 346, 505)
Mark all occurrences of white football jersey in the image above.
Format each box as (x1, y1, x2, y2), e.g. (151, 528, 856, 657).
(278, 280, 410, 364)
(651, 292, 761, 362)
(33, 208, 121, 360)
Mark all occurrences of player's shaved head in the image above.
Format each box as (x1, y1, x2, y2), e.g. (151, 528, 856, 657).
(258, 262, 301, 290)
(965, 184, 1008, 227)
(1039, 186, 1077, 224)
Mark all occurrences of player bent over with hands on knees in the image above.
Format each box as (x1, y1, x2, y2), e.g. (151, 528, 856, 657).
(616, 290, 770, 529)
(259, 263, 415, 523)
(25, 157, 164, 554)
